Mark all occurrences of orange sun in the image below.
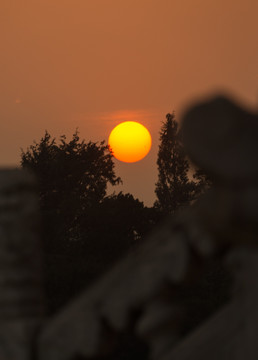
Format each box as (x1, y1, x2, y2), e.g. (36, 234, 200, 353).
(108, 121, 152, 163)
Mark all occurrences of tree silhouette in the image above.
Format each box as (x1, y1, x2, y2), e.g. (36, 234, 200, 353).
(21, 131, 124, 311)
(155, 113, 198, 215)
(21, 131, 121, 247)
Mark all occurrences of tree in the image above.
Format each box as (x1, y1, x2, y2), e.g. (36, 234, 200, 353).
(155, 113, 201, 215)
(21, 131, 123, 311)
(21, 131, 121, 246)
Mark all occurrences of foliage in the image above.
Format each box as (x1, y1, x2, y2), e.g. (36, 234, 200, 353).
(21, 130, 121, 200)
(21, 131, 121, 246)
(155, 113, 195, 214)
(21, 131, 123, 309)
(155, 112, 211, 215)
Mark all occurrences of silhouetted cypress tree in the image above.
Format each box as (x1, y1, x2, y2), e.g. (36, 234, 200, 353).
(155, 113, 197, 215)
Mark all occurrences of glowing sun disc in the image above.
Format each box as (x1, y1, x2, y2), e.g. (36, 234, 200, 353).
(108, 121, 152, 163)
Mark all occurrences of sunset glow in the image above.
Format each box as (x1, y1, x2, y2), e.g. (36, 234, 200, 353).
(108, 121, 152, 163)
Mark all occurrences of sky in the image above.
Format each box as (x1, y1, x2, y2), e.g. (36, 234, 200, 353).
(1, 0, 258, 206)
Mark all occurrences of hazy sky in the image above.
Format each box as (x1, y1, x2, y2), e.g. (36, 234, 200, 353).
(1, 0, 257, 206)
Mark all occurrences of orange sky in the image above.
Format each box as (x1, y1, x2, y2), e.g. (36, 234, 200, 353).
(1, 0, 257, 206)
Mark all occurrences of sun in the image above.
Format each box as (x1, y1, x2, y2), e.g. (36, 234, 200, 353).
(108, 121, 152, 163)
